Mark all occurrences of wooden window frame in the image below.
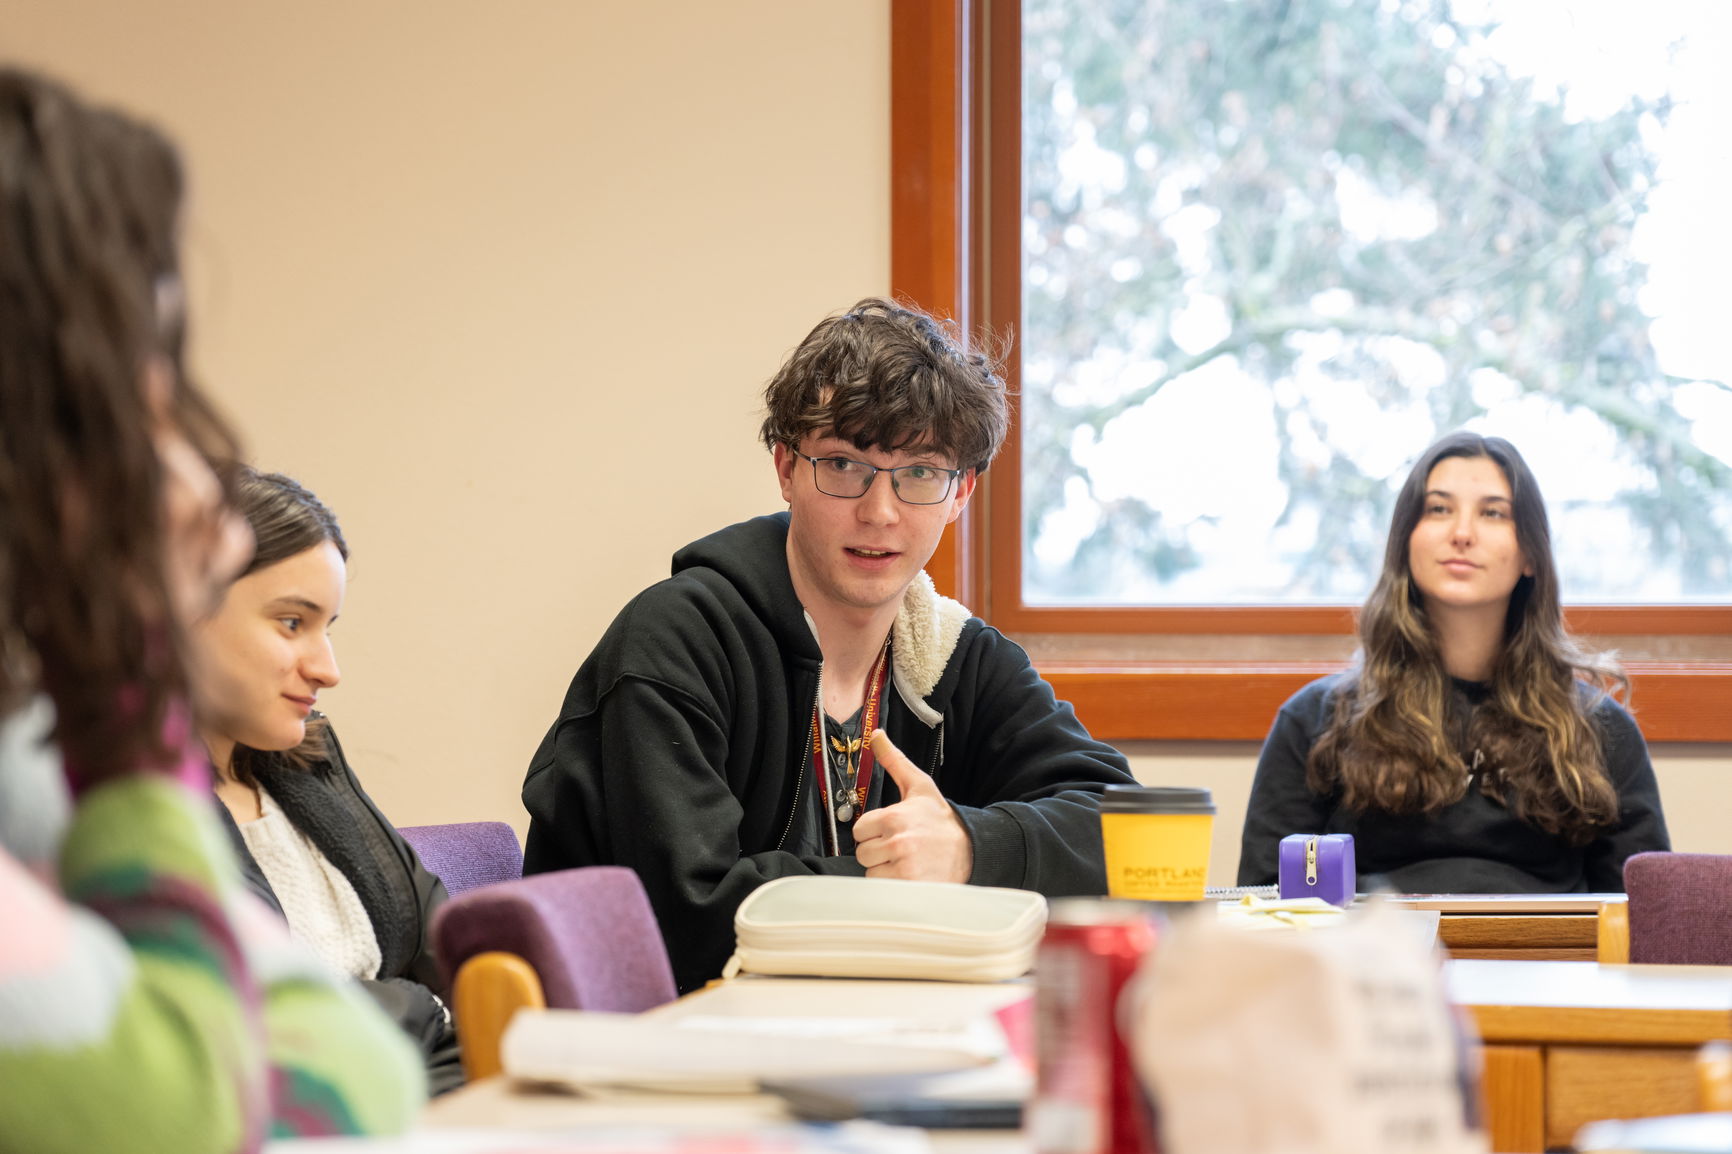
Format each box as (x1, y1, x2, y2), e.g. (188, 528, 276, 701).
(889, 0, 1732, 742)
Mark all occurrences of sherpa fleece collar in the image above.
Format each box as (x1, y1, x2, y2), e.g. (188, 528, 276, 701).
(798, 569, 971, 730)
(891, 570, 970, 727)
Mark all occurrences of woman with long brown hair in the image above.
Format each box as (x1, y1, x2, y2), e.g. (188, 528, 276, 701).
(1237, 431, 1669, 892)
(0, 67, 422, 1150)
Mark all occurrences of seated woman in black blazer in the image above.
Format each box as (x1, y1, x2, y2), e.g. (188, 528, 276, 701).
(1238, 431, 1670, 893)
(194, 467, 462, 1093)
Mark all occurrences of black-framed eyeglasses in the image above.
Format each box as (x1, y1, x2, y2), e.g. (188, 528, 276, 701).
(791, 449, 963, 506)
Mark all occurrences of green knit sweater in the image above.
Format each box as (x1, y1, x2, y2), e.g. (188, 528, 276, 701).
(0, 703, 426, 1151)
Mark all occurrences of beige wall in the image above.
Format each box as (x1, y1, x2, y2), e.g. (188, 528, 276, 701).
(10, 3, 1727, 874)
(8, 1, 891, 835)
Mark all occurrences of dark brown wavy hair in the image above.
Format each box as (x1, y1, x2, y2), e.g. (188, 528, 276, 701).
(1307, 432, 1623, 842)
(220, 468, 348, 786)
(0, 68, 240, 781)
(759, 298, 1009, 474)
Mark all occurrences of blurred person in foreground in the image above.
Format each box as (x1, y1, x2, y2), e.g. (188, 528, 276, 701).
(0, 67, 424, 1151)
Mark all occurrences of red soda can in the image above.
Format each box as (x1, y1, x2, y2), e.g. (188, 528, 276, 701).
(1028, 899, 1159, 1154)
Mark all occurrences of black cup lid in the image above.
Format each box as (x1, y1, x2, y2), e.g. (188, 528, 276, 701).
(1099, 784, 1217, 814)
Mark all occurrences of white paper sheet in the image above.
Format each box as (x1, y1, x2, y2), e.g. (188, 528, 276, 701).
(501, 1009, 995, 1094)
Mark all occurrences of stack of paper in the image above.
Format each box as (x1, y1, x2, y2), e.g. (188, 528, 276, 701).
(500, 1009, 1001, 1094)
(266, 1121, 932, 1153)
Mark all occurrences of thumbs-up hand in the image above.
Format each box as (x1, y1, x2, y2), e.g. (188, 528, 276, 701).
(852, 728, 973, 883)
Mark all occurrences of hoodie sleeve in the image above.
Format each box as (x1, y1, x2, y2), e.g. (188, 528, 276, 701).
(930, 627, 1138, 895)
(524, 668, 868, 994)
(1580, 697, 1670, 891)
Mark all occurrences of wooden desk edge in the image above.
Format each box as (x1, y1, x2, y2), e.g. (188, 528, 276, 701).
(1437, 913, 1600, 950)
(1392, 894, 1627, 914)
(1467, 1003, 1732, 1046)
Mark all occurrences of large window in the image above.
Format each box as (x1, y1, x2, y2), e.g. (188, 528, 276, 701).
(890, 0, 1732, 741)
(1020, 0, 1731, 608)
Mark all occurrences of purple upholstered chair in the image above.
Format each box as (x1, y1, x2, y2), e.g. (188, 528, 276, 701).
(431, 866, 678, 1078)
(398, 821, 522, 897)
(1624, 851, 1732, 966)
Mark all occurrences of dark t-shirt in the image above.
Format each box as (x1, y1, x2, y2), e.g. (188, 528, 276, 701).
(788, 705, 888, 858)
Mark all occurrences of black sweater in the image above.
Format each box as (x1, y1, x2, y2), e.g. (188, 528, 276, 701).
(218, 722, 461, 1093)
(523, 512, 1135, 991)
(1237, 673, 1670, 892)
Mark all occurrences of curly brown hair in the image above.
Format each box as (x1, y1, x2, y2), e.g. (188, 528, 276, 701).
(759, 298, 1009, 473)
(1308, 432, 1623, 842)
(0, 68, 241, 781)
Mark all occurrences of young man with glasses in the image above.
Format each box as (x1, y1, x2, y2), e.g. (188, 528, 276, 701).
(522, 299, 1135, 992)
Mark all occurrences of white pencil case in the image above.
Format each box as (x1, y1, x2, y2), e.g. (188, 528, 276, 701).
(722, 875, 1048, 982)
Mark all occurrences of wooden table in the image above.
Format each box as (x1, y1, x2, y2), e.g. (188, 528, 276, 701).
(428, 959, 1729, 1154)
(1393, 894, 1623, 961)
(1447, 959, 1732, 1151)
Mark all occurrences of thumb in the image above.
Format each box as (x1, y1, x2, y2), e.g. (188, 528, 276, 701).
(870, 729, 938, 800)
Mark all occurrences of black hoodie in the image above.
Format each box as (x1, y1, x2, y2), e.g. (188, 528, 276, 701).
(523, 512, 1134, 992)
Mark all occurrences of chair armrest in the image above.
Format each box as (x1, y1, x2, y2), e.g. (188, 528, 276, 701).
(453, 950, 546, 1081)
(1596, 899, 1630, 964)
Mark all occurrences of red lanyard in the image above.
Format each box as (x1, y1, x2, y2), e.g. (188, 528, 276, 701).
(812, 640, 891, 848)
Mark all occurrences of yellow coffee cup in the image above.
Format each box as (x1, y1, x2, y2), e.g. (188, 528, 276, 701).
(1099, 785, 1216, 901)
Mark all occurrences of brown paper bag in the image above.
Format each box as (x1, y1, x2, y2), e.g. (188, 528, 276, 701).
(1125, 900, 1485, 1154)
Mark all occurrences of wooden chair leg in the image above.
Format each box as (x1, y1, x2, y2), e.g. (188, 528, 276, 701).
(1699, 1040, 1732, 1113)
(452, 950, 545, 1081)
(1479, 1044, 1545, 1153)
(1596, 900, 1629, 964)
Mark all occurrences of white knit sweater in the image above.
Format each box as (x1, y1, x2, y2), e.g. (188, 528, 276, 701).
(236, 784, 381, 980)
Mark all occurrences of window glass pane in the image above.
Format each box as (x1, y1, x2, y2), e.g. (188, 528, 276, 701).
(1021, 0, 1732, 606)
